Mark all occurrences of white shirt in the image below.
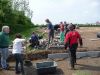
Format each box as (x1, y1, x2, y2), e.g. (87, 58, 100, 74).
(12, 38, 25, 54)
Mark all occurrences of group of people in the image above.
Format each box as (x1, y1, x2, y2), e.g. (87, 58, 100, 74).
(45, 19, 71, 45)
(0, 19, 83, 75)
(0, 26, 40, 75)
(0, 26, 26, 74)
(45, 19, 83, 70)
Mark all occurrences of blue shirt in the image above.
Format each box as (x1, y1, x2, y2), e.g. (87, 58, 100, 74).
(48, 23, 54, 30)
(31, 34, 39, 42)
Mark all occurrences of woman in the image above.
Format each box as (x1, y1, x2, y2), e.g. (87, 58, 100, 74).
(59, 22, 64, 43)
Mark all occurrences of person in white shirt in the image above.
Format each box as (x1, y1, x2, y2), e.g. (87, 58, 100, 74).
(12, 33, 25, 75)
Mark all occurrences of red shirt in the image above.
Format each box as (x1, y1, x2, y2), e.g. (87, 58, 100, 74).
(64, 30, 81, 47)
(60, 24, 64, 32)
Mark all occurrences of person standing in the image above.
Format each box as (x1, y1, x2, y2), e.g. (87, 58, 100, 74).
(59, 22, 64, 43)
(0, 26, 10, 70)
(64, 21, 69, 36)
(64, 24, 83, 70)
(12, 33, 25, 74)
(64, 21, 68, 31)
(45, 19, 54, 48)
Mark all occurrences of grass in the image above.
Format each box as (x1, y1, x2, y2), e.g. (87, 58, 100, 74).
(21, 27, 40, 38)
(9, 26, 47, 46)
(10, 27, 43, 40)
(73, 70, 91, 75)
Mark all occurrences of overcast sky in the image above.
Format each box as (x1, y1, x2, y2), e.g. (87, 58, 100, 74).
(29, 0, 100, 24)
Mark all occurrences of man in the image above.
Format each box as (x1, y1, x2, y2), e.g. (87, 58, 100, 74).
(64, 21, 69, 36)
(45, 19, 54, 48)
(64, 21, 68, 31)
(0, 26, 10, 70)
(64, 24, 83, 70)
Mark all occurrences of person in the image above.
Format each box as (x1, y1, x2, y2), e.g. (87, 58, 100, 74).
(0, 26, 10, 70)
(54, 24, 60, 31)
(12, 33, 25, 74)
(59, 22, 64, 43)
(29, 32, 39, 48)
(64, 21, 68, 30)
(64, 24, 83, 70)
(64, 21, 69, 36)
(45, 19, 54, 48)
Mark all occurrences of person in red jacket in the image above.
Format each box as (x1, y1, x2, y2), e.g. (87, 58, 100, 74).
(64, 24, 83, 70)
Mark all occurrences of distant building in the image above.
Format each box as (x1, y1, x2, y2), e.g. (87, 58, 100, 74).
(96, 21, 100, 25)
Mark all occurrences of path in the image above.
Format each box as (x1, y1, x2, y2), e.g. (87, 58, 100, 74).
(0, 57, 100, 75)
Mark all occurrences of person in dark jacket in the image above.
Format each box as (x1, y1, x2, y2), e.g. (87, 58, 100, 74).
(0, 26, 10, 70)
(29, 32, 39, 48)
(64, 24, 83, 70)
(64, 22, 69, 36)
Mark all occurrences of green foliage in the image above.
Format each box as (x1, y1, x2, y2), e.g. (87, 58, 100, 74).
(0, 0, 34, 34)
(10, 27, 42, 40)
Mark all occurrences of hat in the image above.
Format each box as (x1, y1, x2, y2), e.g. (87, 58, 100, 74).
(67, 24, 74, 29)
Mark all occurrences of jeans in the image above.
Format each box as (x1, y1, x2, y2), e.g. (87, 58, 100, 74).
(0, 48, 9, 68)
(14, 54, 24, 74)
(68, 44, 78, 68)
(48, 30, 54, 44)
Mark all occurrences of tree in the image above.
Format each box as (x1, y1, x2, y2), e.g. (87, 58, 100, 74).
(0, 0, 34, 34)
(12, 0, 33, 19)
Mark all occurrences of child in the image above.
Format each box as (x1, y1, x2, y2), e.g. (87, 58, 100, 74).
(12, 33, 25, 74)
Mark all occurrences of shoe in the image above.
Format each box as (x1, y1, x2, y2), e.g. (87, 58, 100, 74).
(2, 67, 9, 70)
(1, 63, 10, 70)
(22, 72, 25, 75)
(16, 71, 21, 74)
(70, 67, 75, 70)
(75, 62, 78, 65)
(6, 63, 9, 68)
(0, 64, 2, 68)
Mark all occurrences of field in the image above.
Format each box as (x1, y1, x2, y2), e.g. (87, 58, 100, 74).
(0, 27, 100, 75)
(77, 27, 100, 51)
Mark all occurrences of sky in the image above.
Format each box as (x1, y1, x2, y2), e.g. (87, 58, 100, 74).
(29, 0, 100, 24)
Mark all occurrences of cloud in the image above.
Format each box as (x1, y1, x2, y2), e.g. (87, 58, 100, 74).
(29, 0, 100, 24)
(91, 1, 100, 7)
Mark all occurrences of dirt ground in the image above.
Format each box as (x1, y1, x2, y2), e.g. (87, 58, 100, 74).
(0, 27, 100, 75)
(50, 27, 100, 51)
(75, 27, 100, 51)
(0, 57, 100, 75)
